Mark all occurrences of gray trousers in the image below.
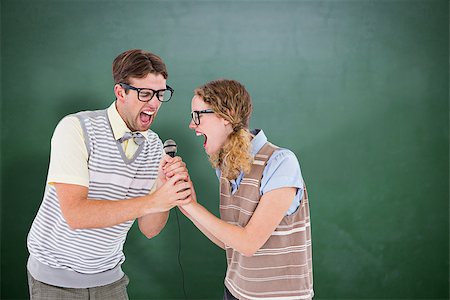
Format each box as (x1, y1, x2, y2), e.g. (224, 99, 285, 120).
(27, 271, 129, 300)
(224, 286, 238, 300)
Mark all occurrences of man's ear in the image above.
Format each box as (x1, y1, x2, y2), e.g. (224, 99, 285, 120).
(114, 84, 125, 102)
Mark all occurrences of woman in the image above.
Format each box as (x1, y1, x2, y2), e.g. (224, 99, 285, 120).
(179, 79, 313, 300)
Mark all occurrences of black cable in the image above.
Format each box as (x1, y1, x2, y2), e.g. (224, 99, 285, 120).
(174, 208, 187, 299)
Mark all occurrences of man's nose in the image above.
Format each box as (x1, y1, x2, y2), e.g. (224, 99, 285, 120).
(147, 95, 160, 107)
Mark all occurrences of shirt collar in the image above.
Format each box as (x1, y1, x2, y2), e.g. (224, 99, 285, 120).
(250, 129, 267, 156)
(107, 102, 149, 141)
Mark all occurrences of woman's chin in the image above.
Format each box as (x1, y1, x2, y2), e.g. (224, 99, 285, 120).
(205, 144, 220, 156)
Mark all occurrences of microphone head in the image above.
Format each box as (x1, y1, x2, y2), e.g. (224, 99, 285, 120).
(163, 139, 177, 157)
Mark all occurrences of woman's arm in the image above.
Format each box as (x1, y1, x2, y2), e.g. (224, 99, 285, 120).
(178, 206, 225, 249)
(181, 187, 296, 256)
(178, 180, 225, 249)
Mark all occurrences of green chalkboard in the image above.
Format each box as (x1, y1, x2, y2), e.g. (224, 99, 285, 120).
(1, 0, 448, 299)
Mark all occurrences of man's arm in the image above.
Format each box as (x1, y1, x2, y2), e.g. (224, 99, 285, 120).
(51, 116, 192, 232)
(55, 172, 191, 230)
(137, 211, 169, 239)
(137, 177, 168, 239)
(137, 155, 190, 238)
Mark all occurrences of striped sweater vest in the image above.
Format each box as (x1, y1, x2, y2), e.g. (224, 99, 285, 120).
(220, 142, 313, 300)
(27, 109, 162, 274)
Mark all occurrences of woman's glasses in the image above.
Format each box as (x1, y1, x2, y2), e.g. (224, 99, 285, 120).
(191, 109, 214, 125)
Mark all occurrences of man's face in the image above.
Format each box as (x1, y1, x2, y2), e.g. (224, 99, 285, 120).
(116, 73, 166, 132)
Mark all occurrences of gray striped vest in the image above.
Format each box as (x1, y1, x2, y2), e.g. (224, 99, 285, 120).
(220, 142, 313, 300)
(27, 109, 162, 275)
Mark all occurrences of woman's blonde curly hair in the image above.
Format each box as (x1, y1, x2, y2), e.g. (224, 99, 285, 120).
(194, 79, 253, 180)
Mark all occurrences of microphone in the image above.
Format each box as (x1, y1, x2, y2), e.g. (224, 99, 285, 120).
(163, 139, 189, 192)
(163, 139, 177, 158)
(163, 138, 187, 298)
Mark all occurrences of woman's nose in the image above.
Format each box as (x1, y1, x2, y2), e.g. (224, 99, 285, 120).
(189, 119, 196, 129)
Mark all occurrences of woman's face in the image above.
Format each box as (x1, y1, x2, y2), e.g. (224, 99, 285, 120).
(189, 95, 233, 155)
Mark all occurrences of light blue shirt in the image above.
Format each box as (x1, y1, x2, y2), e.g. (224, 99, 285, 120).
(216, 129, 304, 215)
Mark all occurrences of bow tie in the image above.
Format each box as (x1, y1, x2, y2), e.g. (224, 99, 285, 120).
(118, 132, 145, 145)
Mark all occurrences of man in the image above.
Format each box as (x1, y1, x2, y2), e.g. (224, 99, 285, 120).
(26, 49, 191, 299)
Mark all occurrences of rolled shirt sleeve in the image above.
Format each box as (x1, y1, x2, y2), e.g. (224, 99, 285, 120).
(47, 115, 89, 187)
(260, 149, 304, 215)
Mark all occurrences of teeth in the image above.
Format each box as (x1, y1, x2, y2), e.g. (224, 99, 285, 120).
(196, 132, 202, 136)
(142, 111, 154, 116)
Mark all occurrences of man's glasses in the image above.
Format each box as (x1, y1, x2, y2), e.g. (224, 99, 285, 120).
(191, 109, 214, 125)
(119, 83, 174, 102)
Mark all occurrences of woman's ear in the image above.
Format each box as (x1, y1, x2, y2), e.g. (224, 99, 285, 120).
(221, 118, 234, 135)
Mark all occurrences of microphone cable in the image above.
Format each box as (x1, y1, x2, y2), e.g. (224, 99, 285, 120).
(174, 207, 187, 299)
(163, 139, 187, 298)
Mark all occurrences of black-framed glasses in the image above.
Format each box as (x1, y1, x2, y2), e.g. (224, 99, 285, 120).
(191, 109, 214, 125)
(119, 82, 174, 102)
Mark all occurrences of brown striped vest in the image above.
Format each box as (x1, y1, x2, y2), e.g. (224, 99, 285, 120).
(220, 142, 313, 300)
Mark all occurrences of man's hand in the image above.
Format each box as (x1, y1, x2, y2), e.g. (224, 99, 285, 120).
(157, 155, 188, 184)
(148, 172, 192, 213)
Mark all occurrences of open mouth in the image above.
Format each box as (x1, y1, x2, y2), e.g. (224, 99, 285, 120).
(196, 132, 207, 148)
(140, 110, 155, 125)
